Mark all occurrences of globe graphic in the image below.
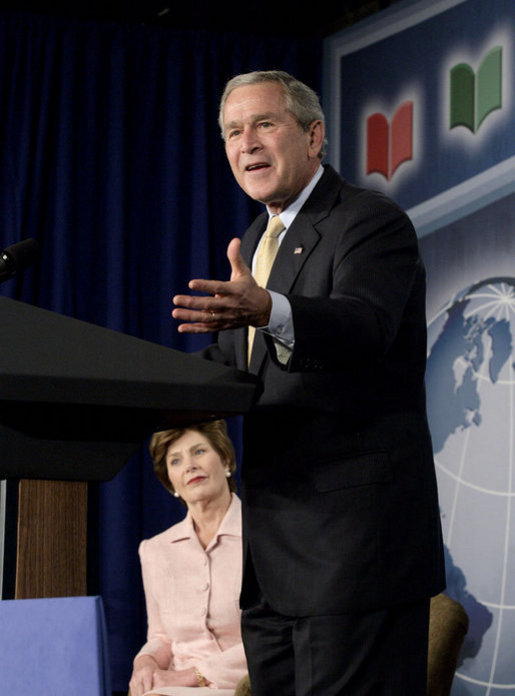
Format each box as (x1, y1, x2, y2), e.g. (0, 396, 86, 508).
(426, 277, 515, 695)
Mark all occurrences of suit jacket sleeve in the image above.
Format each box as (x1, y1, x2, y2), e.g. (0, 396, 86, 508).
(135, 539, 174, 668)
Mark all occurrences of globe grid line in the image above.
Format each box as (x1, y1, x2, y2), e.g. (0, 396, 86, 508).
(454, 671, 515, 690)
(435, 458, 515, 497)
(475, 600, 515, 612)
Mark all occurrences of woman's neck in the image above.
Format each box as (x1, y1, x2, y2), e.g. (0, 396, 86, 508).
(190, 489, 232, 549)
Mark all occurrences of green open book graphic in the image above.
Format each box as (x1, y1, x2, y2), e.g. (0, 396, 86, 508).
(450, 46, 502, 132)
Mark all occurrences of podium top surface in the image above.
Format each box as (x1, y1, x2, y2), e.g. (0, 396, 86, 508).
(0, 296, 257, 412)
(0, 297, 259, 481)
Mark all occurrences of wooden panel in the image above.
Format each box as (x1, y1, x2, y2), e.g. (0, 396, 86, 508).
(15, 479, 87, 598)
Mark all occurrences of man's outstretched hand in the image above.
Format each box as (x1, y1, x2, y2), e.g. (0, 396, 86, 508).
(172, 238, 272, 333)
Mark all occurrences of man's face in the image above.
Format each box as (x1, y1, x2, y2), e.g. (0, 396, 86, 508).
(222, 82, 324, 214)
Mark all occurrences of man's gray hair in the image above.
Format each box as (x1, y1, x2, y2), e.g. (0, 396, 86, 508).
(219, 70, 327, 157)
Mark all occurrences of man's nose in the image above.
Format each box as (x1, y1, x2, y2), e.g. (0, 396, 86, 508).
(240, 128, 262, 153)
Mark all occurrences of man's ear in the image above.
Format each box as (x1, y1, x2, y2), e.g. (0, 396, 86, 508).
(307, 120, 325, 158)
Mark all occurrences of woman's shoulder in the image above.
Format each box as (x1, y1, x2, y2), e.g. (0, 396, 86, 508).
(139, 515, 192, 557)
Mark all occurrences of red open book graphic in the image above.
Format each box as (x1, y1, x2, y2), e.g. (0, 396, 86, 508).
(366, 101, 413, 180)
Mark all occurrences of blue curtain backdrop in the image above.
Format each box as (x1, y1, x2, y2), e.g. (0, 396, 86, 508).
(0, 11, 322, 689)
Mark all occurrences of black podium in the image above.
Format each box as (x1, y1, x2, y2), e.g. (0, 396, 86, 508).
(0, 297, 259, 597)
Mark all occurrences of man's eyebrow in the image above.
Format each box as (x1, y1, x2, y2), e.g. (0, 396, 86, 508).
(252, 112, 278, 121)
(224, 112, 280, 130)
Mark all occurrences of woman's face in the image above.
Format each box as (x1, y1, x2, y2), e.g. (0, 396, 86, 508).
(165, 429, 230, 505)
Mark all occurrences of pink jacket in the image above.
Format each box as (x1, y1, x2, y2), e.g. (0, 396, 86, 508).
(135, 494, 246, 690)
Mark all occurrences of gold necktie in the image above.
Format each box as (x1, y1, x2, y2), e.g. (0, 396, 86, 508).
(248, 215, 285, 363)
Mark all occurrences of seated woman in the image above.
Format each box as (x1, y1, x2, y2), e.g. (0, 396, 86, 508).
(129, 420, 247, 696)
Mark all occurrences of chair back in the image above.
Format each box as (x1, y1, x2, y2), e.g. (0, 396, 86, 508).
(427, 593, 469, 696)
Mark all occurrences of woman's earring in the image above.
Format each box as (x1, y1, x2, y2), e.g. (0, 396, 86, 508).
(225, 469, 231, 478)
(173, 490, 179, 497)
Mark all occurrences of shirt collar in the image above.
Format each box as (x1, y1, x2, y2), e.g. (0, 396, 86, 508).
(168, 493, 241, 544)
(266, 164, 324, 231)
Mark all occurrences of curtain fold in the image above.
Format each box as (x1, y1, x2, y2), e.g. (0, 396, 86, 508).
(0, 11, 322, 689)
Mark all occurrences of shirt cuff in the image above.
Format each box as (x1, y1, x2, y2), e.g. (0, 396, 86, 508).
(259, 291, 294, 365)
(261, 291, 294, 347)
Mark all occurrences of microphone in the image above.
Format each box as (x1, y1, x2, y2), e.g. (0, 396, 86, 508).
(0, 239, 41, 283)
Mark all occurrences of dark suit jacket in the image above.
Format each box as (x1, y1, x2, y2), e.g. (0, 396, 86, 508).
(205, 165, 445, 617)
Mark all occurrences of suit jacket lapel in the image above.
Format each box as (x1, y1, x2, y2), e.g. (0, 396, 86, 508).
(267, 165, 342, 295)
(267, 216, 320, 293)
(243, 166, 343, 374)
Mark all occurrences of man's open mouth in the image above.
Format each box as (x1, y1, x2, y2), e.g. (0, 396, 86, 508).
(246, 163, 269, 171)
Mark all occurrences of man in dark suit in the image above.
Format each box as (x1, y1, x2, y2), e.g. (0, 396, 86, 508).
(172, 71, 445, 696)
